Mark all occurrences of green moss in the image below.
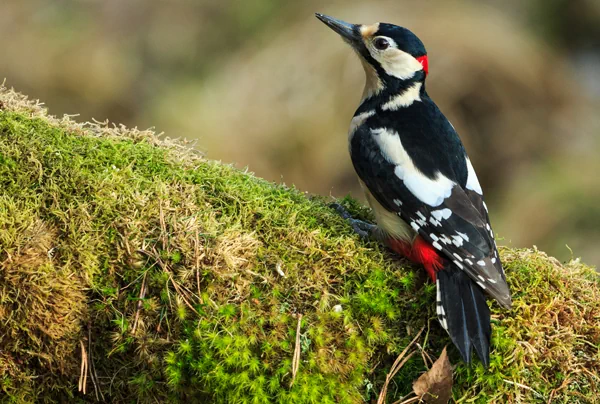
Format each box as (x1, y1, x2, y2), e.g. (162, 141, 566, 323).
(0, 87, 599, 403)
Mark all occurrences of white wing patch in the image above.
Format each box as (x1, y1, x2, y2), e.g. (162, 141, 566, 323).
(396, 168, 454, 207)
(372, 128, 456, 207)
(465, 158, 483, 195)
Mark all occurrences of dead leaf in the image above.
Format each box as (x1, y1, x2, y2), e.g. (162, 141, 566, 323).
(412, 347, 453, 403)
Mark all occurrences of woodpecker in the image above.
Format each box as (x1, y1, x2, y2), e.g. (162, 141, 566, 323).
(316, 13, 512, 367)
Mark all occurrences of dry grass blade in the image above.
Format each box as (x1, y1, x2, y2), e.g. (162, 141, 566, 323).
(290, 314, 303, 388)
(392, 396, 422, 404)
(137, 249, 199, 316)
(78, 340, 88, 394)
(378, 352, 417, 404)
(131, 271, 147, 335)
(417, 342, 434, 369)
(194, 230, 204, 304)
(167, 273, 199, 315)
(377, 326, 425, 404)
(159, 201, 168, 251)
(88, 324, 103, 401)
(503, 379, 544, 400)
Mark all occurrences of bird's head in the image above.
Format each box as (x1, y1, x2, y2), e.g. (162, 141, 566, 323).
(316, 13, 428, 98)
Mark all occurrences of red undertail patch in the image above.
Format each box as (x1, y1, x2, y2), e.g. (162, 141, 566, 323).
(387, 235, 443, 281)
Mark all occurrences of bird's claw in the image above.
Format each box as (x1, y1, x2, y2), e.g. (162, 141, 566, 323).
(330, 203, 376, 240)
(329, 202, 353, 219)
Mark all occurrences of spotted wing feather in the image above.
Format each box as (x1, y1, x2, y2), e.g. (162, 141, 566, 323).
(413, 186, 511, 308)
(350, 125, 511, 308)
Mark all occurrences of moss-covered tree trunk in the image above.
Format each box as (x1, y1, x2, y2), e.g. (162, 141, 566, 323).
(1, 86, 599, 403)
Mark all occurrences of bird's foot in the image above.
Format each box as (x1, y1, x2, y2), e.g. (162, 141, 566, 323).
(330, 203, 377, 240)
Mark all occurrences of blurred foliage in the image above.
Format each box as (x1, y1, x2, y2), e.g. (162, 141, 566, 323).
(0, 0, 599, 265)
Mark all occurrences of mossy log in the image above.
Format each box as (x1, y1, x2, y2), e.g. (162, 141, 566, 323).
(1, 86, 599, 403)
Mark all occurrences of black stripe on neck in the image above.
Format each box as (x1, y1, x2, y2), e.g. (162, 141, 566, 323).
(355, 72, 426, 116)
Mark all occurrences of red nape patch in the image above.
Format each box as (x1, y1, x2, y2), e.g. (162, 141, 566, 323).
(416, 55, 429, 76)
(387, 236, 443, 281)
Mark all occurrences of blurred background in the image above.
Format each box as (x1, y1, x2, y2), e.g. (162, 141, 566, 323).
(1, 0, 599, 266)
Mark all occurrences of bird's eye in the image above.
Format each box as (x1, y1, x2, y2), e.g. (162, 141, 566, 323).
(374, 37, 390, 50)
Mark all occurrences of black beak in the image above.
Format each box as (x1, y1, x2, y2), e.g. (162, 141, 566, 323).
(315, 13, 360, 45)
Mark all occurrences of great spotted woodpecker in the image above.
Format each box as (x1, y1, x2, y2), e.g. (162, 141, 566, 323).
(316, 13, 512, 367)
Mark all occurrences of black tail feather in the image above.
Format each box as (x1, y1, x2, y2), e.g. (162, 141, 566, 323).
(437, 263, 491, 367)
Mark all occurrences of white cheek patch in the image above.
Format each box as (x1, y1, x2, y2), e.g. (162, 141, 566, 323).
(465, 158, 483, 195)
(372, 128, 456, 207)
(376, 48, 424, 80)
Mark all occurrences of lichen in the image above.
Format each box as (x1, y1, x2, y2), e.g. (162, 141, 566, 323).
(0, 85, 599, 403)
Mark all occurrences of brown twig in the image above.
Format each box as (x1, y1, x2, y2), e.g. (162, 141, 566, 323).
(376, 327, 424, 404)
(290, 314, 303, 388)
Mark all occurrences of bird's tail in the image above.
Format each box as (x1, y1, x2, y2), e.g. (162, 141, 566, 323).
(436, 263, 491, 367)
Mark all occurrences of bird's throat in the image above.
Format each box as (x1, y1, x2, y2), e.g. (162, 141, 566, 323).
(359, 57, 384, 102)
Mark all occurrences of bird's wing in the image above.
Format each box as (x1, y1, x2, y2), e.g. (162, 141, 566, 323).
(351, 126, 511, 308)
